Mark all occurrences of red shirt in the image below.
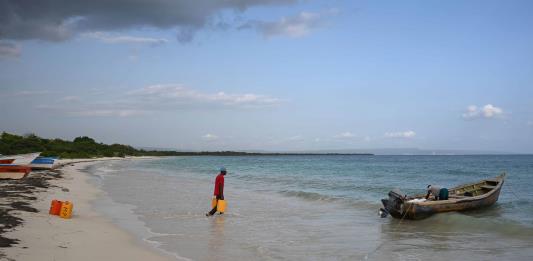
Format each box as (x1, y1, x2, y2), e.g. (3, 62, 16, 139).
(213, 173, 224, 196)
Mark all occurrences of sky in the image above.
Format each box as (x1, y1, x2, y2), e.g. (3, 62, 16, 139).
(1, 0, 532, 153)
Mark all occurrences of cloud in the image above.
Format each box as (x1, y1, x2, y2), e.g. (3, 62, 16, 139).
(0, 41, 20, 58)
(462, 104, 503, 119)
(462, 105, 479, 119)
(130, 84, 281, 108)
(288, 135, 304, 141)
(0, 0, 296, 43)
(242, 9, 337, 38)
(61, 96, 81, 102)
(385, 131, 416, 139)
(482, 104, 503, 118)
(36, 101, 146, 117)
(0, 90, 52, 97)
(202, 133, 219, 141)
(35, 84, 281, 117)
(83, 32, 168, 46)
(334, 132, 355, 139)
(68, 109, 145, 117)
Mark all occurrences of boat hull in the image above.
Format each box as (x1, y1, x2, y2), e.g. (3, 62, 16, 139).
(30, 156, 57, 170)
(0, 165, 32, 179)
(0, 171, 29, 179)
(382, 174, 505, 220)
(403, 187, 502, 219)
(29, 163, 56, 170)
(9, 152, 41, 165)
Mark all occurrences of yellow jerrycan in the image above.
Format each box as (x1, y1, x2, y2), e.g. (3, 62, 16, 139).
(217, 200, 226, 213)
(59, 201, 73, 219)
(211, 197, 217, 208)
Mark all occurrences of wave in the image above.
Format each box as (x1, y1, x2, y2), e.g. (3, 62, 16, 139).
(279, 190, 340, 202)
(278, 190, 382, 210)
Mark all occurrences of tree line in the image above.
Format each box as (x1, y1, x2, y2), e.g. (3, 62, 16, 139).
(0, 132, 373, 159)
(0, 132, 254, 158)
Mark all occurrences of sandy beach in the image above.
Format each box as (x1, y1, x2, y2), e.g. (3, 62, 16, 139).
(1, 158, 171, 261)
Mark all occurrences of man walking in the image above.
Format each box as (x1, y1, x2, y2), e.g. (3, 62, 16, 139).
(206, 167, 226, 216)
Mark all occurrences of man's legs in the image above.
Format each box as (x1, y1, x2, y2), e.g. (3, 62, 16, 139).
(207, 202, 218, 216)
(206, 196, 221, 216)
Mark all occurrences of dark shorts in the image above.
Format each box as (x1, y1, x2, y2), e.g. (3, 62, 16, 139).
(439, 188, 449, 200)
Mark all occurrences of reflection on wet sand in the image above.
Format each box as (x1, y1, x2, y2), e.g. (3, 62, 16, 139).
(207, 215, 225, 260)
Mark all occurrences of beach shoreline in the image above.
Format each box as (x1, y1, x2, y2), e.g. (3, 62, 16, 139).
(1, 157, 172, 261)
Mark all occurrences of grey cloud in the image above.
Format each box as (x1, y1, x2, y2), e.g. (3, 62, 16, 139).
(242, 9, 337, 38)
(0, 41, 20, 58)
(176, 26, 197, 43)
(0, 0, 296, 43)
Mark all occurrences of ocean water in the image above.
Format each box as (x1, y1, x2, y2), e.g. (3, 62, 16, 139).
(87, 155, 533, 260)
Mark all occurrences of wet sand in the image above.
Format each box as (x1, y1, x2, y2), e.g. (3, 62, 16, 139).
(0, 158, 171, 261)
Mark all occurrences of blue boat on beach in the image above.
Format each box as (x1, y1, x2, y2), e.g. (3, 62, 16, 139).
(30, 156, 59, 170)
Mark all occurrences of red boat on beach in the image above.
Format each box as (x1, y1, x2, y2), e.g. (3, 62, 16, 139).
(0, 165, 32, 179)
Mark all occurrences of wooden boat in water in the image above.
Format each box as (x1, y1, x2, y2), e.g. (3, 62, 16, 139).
(0, 164, 32, 179)
(381, 173, 505, 220)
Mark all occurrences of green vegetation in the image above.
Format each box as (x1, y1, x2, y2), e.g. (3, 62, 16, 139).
(0, 132, 372, 159)
(0, 132, 143, 158)
(0, 132, 265, 158)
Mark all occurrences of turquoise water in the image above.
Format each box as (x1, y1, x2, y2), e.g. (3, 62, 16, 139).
(89, 155, 533, 260)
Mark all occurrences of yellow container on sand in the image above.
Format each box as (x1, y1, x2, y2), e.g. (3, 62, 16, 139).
(59, 201, 73, 219)
(217, 200, 226, 213)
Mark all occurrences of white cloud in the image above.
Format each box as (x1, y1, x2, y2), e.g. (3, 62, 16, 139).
(0, 41, 21, 58)
(36, 84, 280, 118)
(481, 104, 503, 118)
(130, 84, 281, 108)
(527, 121, 533, 127)
(335, 131, 355, 139)
(462, 105, 479, 119)
(288, 135, 304, 141)
(61, 96, 81, 102)
(385, 130, 416, 139)
(2, 90, 52, 97)
(84, 32, 168, 46)
(244, 9, 338, 38)
(69, 109, 145, 117)
(462, 104, 503, 119)
(202, 133, 219, 141)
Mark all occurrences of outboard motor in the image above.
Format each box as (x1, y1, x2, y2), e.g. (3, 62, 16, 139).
(380, 189, 405, 218)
